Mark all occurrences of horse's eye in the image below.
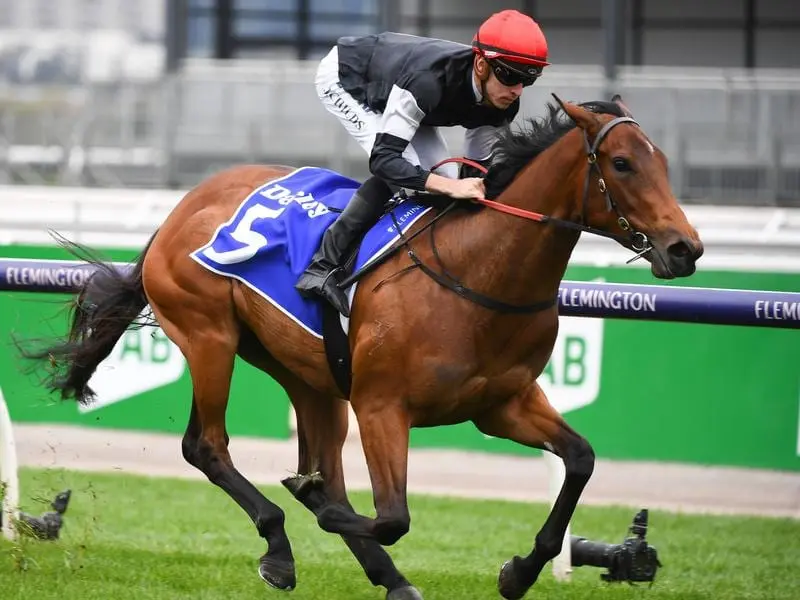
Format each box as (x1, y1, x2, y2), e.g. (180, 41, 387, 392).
(613, 157, 632, 172)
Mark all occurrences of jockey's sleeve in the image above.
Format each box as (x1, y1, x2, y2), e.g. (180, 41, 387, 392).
(368, 75, 442, 191)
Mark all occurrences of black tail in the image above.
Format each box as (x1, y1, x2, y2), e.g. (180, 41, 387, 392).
(18, 231, 158, 405)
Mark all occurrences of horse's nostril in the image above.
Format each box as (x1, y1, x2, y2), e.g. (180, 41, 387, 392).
(667, 241, 691, 259)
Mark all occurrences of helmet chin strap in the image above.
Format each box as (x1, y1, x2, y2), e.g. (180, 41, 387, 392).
(474, 59, 494, 108)
(480, 78, 491, 106)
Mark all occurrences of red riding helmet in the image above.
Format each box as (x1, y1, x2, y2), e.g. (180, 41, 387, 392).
(472, 9, 550, 68)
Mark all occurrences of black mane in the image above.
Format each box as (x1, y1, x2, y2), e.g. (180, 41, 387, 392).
(484, 100, 626, 199)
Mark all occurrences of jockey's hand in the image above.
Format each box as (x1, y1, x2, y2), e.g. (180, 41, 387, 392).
(447, 177, 486, 200)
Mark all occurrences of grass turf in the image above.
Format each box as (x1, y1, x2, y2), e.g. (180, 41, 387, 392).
(1, 467, 798, 599)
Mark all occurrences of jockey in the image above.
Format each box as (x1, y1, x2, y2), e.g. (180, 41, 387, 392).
(295, 9, 550, 316)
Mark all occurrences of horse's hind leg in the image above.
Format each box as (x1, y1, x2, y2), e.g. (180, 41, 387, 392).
(279, 379, 423, 600)
(155, 310, 296, 590)
(473, 382, 595, 600)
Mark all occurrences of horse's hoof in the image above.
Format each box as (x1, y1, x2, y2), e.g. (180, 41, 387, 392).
(386, 585, 424, 600)
(258, 554, 296, 591)
(281, 472, 324, 502)
(498, 557, 529, 600)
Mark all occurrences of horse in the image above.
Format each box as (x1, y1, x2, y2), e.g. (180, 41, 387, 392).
(22, 94, 703, 600)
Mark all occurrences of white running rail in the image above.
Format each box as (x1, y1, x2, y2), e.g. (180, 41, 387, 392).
(0, 386, 20, 542)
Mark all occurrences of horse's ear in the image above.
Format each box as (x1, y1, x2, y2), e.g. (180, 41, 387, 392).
(551, 93, 569, 115)
(551, 93, 600, 132)
(611, 94, 635, 118)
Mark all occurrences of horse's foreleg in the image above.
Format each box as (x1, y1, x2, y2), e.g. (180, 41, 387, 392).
(302, 399, 412, 548)
(281, 385, 421, 599)
(164, 315, 296, 591)
(474, 382, 595, 600)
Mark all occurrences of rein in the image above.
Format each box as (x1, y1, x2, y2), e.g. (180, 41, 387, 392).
(338, 115, 652, 314)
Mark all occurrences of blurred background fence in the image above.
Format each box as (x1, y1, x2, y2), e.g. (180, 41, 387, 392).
(4, 61, 800, 206)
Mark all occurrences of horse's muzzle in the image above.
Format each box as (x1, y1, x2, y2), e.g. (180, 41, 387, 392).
(653, 235, 704, 279)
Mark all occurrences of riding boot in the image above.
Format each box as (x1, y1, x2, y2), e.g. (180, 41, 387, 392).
(295, 176, 393, 317)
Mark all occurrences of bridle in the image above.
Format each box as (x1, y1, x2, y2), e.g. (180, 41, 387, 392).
(580, 116, 653, 261)
(338, 115, 655, 313)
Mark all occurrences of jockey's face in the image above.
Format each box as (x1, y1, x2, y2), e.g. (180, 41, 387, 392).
(485, 69, 524, 109)
(475, 56, 537, 110)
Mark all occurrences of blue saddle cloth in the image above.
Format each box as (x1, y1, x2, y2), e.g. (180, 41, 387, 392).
(190, 166, 432, 338)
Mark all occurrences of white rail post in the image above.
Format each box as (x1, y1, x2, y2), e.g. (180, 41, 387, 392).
(0, 386, 20, 541)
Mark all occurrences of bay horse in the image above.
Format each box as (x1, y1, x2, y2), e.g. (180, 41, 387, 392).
(24, 95, 703, 600)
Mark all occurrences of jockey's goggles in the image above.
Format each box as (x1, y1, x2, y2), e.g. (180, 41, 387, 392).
(490, 59, 542, 87)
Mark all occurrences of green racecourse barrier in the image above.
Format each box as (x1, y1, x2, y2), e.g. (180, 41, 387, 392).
(0, 244, 798, 472)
